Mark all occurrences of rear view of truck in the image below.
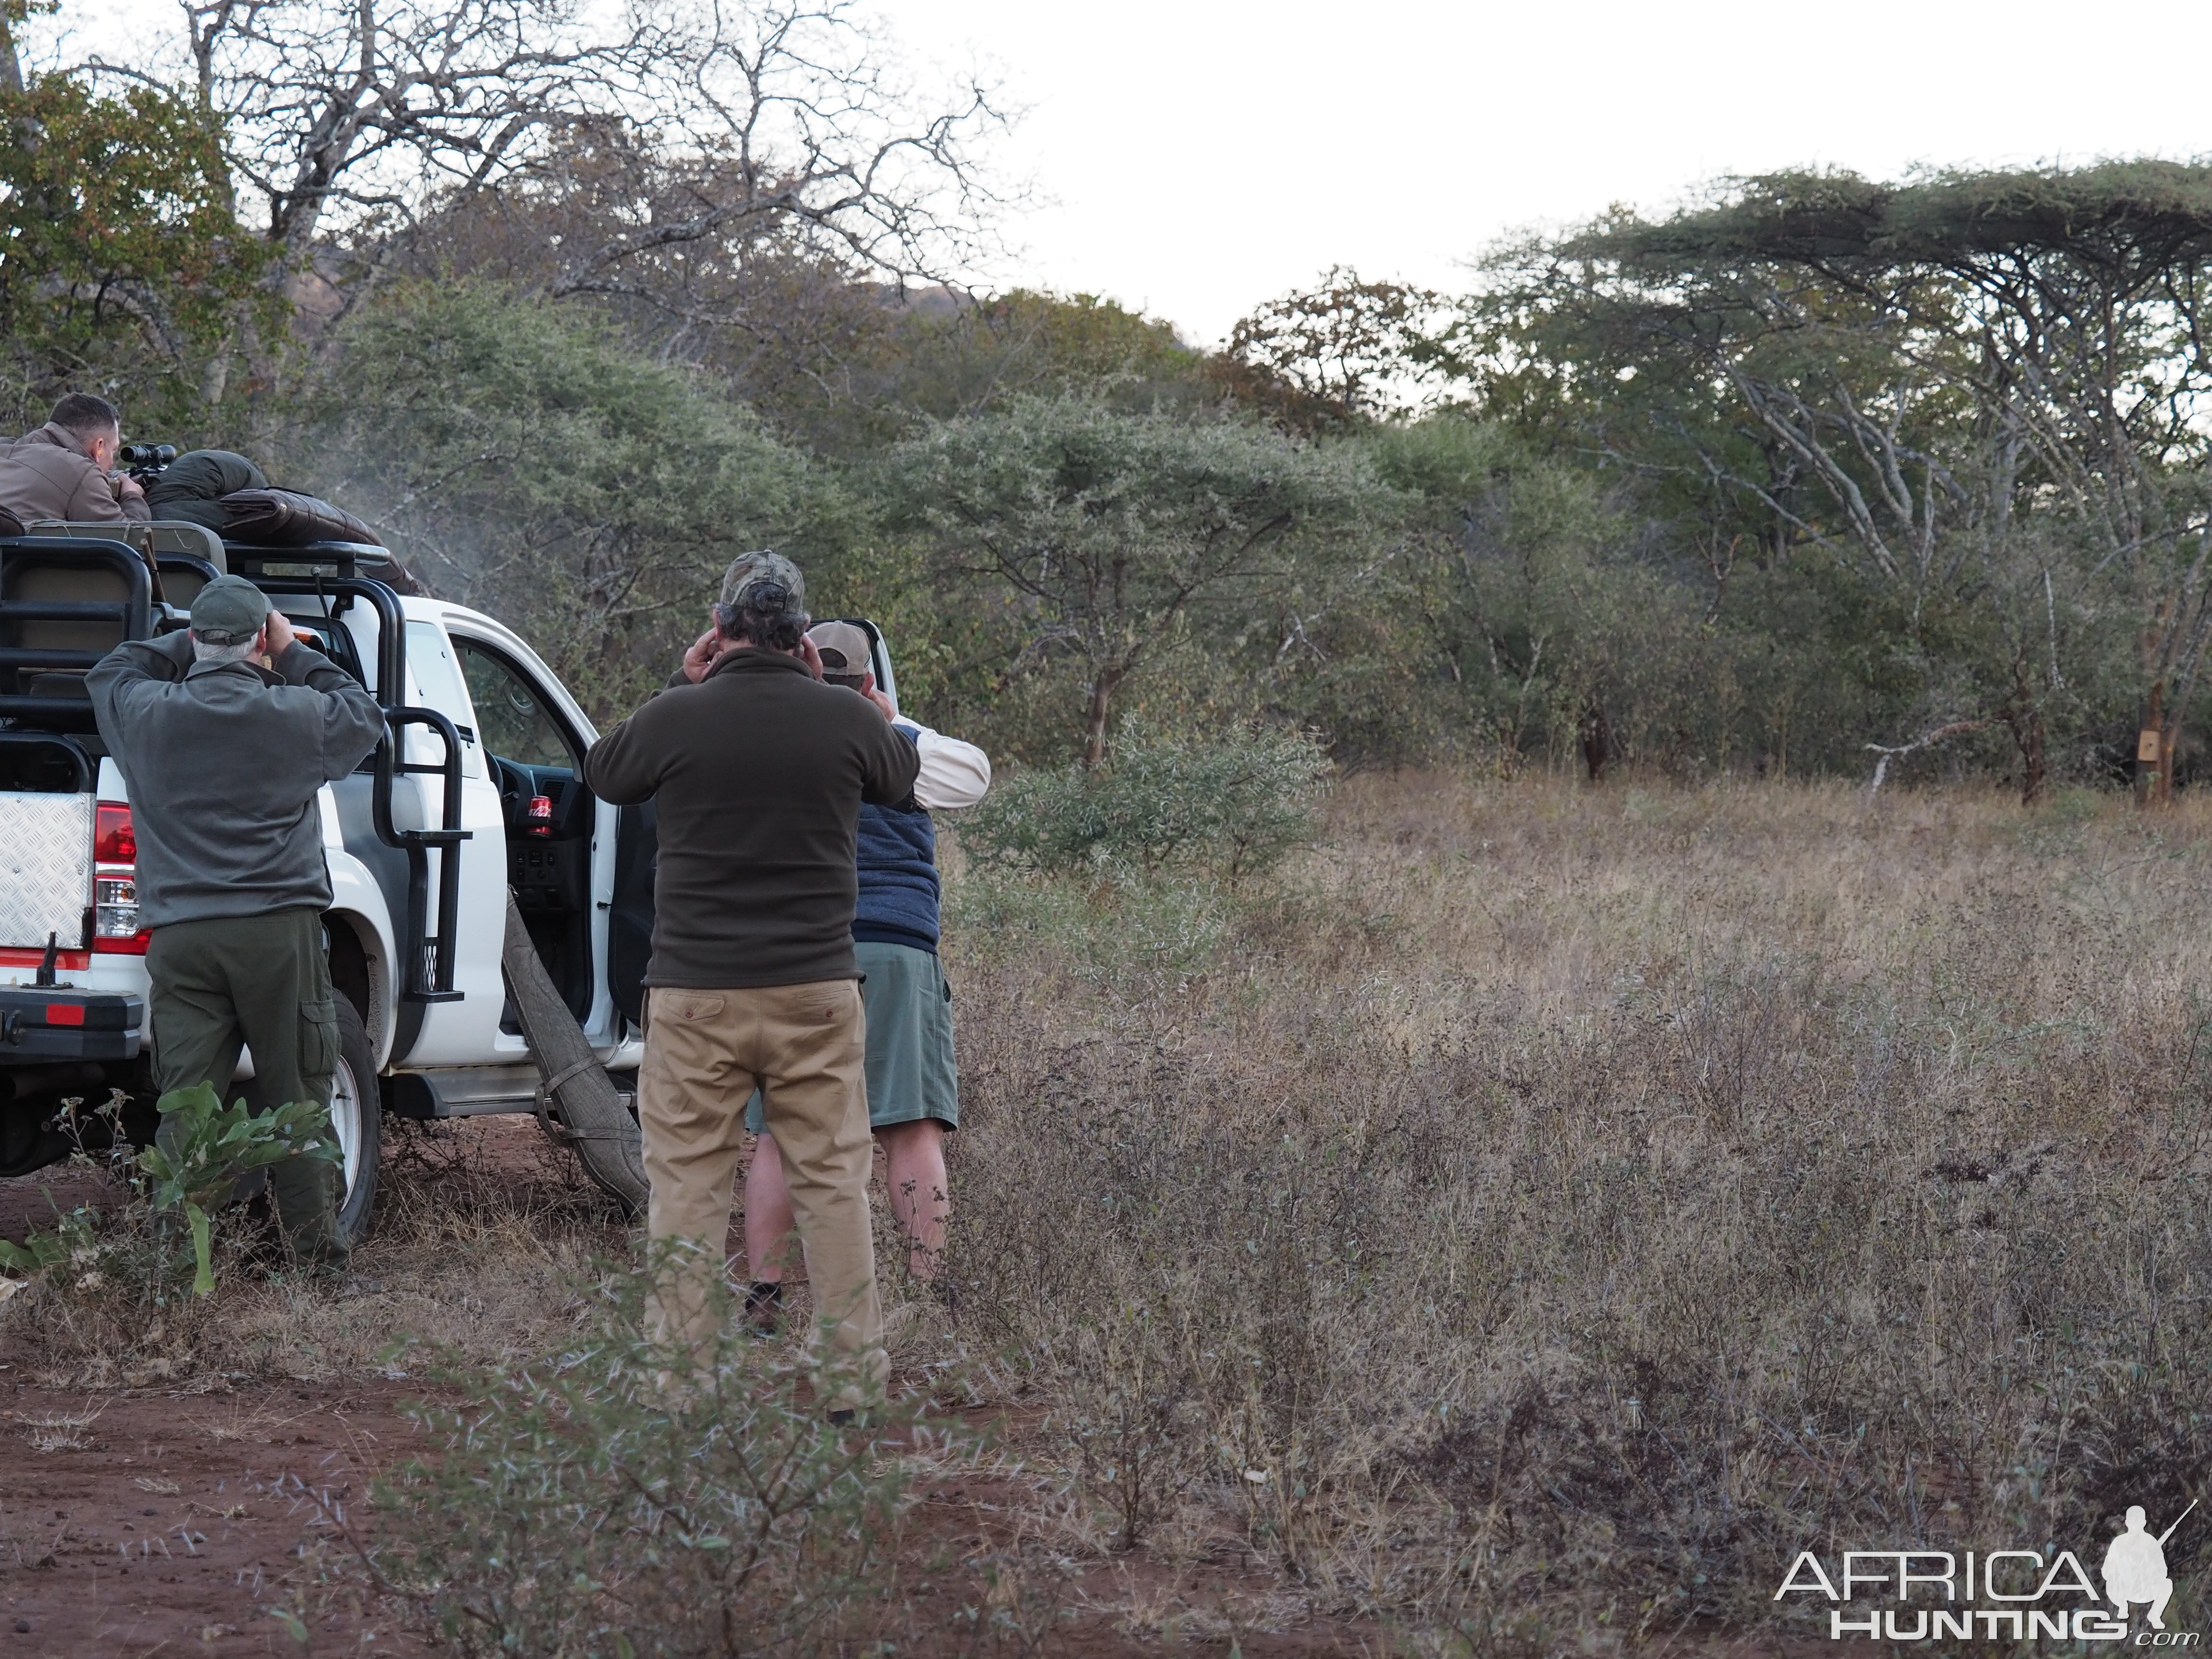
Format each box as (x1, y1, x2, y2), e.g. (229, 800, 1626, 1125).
(0, 535, 163, 1174)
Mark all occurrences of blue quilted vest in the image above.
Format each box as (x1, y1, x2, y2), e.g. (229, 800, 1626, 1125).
(852, 725, 940, 953)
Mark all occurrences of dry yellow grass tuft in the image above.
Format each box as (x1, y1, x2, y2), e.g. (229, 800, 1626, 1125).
(10, 1402, 105, 1454)
(937, 774, 2212, 1642)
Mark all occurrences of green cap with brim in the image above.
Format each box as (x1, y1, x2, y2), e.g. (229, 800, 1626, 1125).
(189, 574, 271, 646)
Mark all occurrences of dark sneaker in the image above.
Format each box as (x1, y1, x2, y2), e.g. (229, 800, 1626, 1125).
(744, 1279, 783, 1336)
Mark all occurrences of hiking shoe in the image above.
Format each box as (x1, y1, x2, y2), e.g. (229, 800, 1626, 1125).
(744, 1279, 784, 1336)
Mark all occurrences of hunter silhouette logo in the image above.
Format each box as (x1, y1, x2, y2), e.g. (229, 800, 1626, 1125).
(2105, 1501, 2195, 1632)
(1777, 1498, 2201, 1643)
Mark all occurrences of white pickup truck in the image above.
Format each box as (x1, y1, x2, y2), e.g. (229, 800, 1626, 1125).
(0, 525, 894, 1243)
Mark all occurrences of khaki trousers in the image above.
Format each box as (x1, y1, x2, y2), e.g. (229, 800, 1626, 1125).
(638, 979, 883, 1402)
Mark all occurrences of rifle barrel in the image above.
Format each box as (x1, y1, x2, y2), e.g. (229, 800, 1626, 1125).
(2158, 1497, 2200, 1547)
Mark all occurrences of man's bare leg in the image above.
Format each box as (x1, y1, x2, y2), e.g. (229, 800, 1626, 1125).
(876, 1118, 949, 1280)
(742, 1132, 799, 1285)
(751, 1118, 949, 1283)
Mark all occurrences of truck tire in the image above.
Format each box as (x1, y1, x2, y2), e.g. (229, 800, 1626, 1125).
(331, 993, 381, 1246)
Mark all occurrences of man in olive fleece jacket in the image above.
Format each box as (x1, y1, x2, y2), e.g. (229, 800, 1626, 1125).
(583, 555, 917, 1403)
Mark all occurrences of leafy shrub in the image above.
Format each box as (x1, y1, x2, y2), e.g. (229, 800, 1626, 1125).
(0, 1085, 337, 1300)
(137, 1084, 341, 1293)
(344, 1270, 913, 1658)
(961, 722, 1328, 882)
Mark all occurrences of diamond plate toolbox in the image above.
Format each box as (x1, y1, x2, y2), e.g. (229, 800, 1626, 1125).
(0, 791, 92, 949)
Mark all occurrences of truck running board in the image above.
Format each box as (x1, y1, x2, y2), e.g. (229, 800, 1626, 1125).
(383, 1065, 542, 1118)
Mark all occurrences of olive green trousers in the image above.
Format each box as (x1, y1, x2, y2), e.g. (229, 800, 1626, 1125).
(145, 907, 349, 1271)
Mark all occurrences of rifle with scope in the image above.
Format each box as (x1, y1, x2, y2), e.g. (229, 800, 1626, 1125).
(118, 442, 176, 481)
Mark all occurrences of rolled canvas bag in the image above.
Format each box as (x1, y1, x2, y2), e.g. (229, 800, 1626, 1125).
(220, 487, 385, 547)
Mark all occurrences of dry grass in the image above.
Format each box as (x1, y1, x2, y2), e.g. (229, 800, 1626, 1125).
(0, 1115, 630, 1388)
(7, 770, 2208, 1650)
(935, 773, 2212, 1645)
(9, 1402, 105, 1453)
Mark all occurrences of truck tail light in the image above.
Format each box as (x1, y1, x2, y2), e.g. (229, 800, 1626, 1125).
(93, 801, 150, 954)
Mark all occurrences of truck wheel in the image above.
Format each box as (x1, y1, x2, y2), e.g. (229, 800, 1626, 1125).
(331, 994, 381, 1246)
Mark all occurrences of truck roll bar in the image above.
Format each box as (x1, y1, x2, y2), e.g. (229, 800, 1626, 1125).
(372, 709, 469, 1003)
(250, 574, 405, 703)
(0, 537, 155, 733)
(253, 573, 469, 1005)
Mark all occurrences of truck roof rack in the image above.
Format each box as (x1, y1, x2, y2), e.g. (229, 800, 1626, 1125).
(0, 536, 155, 733)
(0, 539, 466, 1008)
(226, 541, 373, 581)
(226, 541, 418, 595)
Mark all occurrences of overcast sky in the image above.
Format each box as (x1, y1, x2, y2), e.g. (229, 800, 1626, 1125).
(53, 0, 2212, 348)
(883, 0, 2212, 346)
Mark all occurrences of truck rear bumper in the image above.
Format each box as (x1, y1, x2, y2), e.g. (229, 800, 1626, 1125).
(0, 987, 144, 1062)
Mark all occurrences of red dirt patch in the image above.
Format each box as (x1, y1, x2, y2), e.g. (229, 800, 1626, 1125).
(0, 1377, 426, 1657)
(0, 1167, 108, 1249)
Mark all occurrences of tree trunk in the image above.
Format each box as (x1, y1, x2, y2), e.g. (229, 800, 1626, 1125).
(2138, 682, 2168, 805)
(2007, 656, 2047, 806)
(0, 12, 22, 98)
(1579, 704, 1611, 783)
(1082, 670, 1121, 770)
(2016, 707, 2046, 805)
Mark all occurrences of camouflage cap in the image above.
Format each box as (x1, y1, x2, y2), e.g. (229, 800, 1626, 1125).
(189, 574, 271, 646)
(717, 550, 805, 613)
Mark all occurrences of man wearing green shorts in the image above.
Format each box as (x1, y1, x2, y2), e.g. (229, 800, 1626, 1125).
(742, 622, 989, 1320)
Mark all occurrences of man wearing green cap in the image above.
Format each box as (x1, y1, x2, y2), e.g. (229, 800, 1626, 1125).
(87, 575, 387, 1271)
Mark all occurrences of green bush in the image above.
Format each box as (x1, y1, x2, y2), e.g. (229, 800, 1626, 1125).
(0, 1085, 337, 1300)
(137, 1084, 341, 1294)
(348, 1270, 911, 1658)
(960, 723, 1328, 883)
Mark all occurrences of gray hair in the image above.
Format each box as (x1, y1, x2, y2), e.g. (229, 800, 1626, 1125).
(192, 634, 260, 664)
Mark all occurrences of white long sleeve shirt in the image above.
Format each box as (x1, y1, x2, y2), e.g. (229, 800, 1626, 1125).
(903, 721, 991, 810)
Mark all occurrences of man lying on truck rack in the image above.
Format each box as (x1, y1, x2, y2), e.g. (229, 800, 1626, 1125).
(86, 576, 386, 1273)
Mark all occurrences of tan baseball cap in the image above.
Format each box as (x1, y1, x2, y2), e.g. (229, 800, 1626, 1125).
(805, 620, 873, 679)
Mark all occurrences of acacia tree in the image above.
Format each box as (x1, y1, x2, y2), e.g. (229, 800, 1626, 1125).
(76, 0, 1003, 409)
(885, 395, 1398, 767)
(1466, 164, 2212, 800)
(1216, 267, 1450, 433)
(163, 0, 1000, 276)
(298, 280, 836, 716)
